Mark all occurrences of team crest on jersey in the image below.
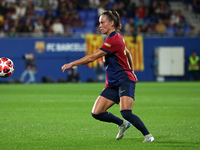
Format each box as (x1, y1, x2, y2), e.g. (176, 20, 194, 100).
(104, 42, 111, 47)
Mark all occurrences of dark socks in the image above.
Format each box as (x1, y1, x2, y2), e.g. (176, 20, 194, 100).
(92, 111, 123, 126)
(120, 110, 150, 136)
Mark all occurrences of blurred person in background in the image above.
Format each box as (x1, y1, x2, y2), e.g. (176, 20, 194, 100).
(97, 0, 108, 16)
(77, 0, 89, 9)
(170, 10, 180, 27)
(44, 9, 56, 24)
(56, 0, 68, 17)
(33, 0, 51, 10)
(15, 2, 26, 18)
(3, 11, 13, 32)
(0, 12, 4, 25)
(89, 0, 100, 9)
(32, 27, 44, 37)
(155, 19, 166, 35)
(52, 18, 64, 35)
(60, 11, 70, 26)
(188, 51, 200, 81)
(0, 26, 6, 37)
(63, 25, 72, 37)
(124, 18, 135, 33)
(6, 2, 16, 20)
(197, 29, 200, 36)
(94, 60, 105, 82)
(7, 26, 17, 37)
(149, 0, 160, 22)
(33, 18, 44, 37)
(3, 18, 10, 33)
(136, 0, 146, 18)
(187, 26, 197, 37)
(25, 0, 35, 18)
(147, 19, 156, 34)
(49, 0, 58, 10)
(140, 23, 148, 35)
(193, 0, 200, 18)
(5, 0, 16, 5)
(160, 8, 170, 26)
(43, 18, 53, 33)
(67, 66, 80, 83)
(20, 53, 37, 84)
(135, 17, 145, 27)
(0, 0, 7, 16)
(177, 10, 186, 27)
(70, 11, 84, 28)
(19, 18, 34, 33)
(174, 26, 185, 37)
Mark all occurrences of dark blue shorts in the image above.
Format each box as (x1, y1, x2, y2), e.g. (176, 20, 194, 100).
(100, 80, 136, 104)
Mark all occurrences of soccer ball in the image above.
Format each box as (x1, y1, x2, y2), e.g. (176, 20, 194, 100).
(0, 57, 15, 78)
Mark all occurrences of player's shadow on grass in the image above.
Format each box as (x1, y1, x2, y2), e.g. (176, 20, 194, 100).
(155, 141, 200, 148)
(157, 141, 200, 144)
(154, 135, 200, 146)
(122, 137, 200, 147)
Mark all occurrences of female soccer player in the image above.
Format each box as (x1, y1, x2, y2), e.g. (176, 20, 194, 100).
(61, 10, 155, 142)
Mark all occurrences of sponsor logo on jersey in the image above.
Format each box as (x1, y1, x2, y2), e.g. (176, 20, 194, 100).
(104, 42, 111, 47)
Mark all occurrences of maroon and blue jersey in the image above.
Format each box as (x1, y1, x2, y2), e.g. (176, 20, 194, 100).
(100, 31, 137, 87)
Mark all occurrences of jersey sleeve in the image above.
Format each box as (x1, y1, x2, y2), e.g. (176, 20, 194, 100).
(100, 38, 116, 54)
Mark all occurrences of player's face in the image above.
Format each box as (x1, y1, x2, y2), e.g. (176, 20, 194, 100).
(99, 15, 114, 35)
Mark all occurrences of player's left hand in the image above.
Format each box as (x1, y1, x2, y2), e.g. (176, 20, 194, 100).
(61, 63, 73, 73)
(132, 71, 138, 82)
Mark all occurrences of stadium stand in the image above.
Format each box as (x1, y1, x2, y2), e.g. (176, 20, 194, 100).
(0, 0, 199, 38)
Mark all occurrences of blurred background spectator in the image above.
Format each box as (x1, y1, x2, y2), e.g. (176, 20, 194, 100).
(20, 53, 37, 84)
(94, 61, 105, 82)
(155, 19, 166, 35)
(174, 26, 185, 37)
(188, 51, 200, 81)
(52, 18, 64, 35)
(15, 2, 26, 18)
(193, 0, 200, 18)
(67, 66, 80, 83)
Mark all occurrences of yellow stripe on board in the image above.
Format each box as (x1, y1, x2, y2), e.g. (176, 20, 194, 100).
(86, 34, 103, 68)
(123, 35, 144, 71)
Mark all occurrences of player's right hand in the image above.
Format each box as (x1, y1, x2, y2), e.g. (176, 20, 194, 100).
(61, 63, 73, 73)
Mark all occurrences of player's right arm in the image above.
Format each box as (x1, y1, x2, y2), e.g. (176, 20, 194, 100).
(61, 49, 107, 73)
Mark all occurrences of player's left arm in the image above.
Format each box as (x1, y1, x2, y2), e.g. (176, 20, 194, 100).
(125, 47, 134, 71)
(62, 49, 107, 73)
(125, 47, 138, 82)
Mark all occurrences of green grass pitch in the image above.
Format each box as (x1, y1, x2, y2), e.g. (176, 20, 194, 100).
(0, 82, 199, 150)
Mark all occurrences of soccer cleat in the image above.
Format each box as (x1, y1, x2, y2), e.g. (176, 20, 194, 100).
(116, 120, 132, 140)
(143, 134, 155, 142)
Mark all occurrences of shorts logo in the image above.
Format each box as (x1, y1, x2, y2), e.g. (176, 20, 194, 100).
(104, 42, 111, 47)
(120, 90, 126, 93)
